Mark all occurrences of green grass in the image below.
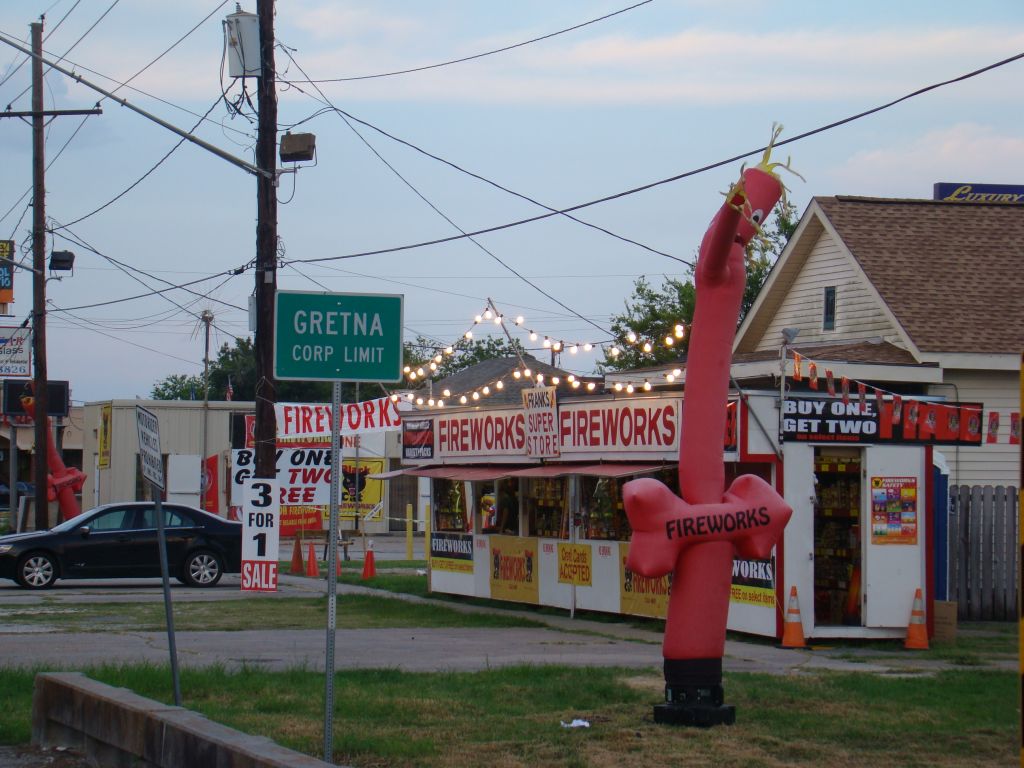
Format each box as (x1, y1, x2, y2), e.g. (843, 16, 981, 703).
(0, 665, 1014, 767)
(0, 595, 546, 632)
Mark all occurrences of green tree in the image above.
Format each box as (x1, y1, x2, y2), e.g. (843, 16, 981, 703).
(150, 373, 204, 400)
(600, 199, 798, 372)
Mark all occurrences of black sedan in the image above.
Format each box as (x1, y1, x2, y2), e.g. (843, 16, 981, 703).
(0, 502, 242, 589)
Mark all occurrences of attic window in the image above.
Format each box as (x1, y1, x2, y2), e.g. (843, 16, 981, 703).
(823, 286, 836, 331)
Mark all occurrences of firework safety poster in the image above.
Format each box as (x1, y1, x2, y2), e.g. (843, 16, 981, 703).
(870, 476, 918, 545)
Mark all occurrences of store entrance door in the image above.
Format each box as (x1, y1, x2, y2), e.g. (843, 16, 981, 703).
(813, 448, 863, 626)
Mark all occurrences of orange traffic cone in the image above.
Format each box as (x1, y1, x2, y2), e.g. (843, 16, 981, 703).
(781, 586, 806, 648)
(305, 543, 320, 578)
(904, 588, 929, 650)
(361, 540, 376, 580)
(289, 539, 304, 575)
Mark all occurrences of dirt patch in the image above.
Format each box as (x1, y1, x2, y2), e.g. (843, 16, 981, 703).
(0, 745, 91, 768)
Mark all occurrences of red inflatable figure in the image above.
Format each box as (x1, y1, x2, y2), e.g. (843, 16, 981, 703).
(624, 136, 794, 726)
(21, 395, 84, 523)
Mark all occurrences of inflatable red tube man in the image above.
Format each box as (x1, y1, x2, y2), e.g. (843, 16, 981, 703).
(623, 143, 793, 726)
(21, 395, 84, 523)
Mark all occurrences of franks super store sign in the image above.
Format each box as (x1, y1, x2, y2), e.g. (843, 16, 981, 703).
(408, 396, 738, 460)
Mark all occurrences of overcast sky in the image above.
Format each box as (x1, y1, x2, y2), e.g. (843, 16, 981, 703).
(0, 0, 1020, 404)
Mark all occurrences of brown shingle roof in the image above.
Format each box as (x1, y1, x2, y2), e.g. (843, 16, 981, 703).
(815, 196, 1024, 354)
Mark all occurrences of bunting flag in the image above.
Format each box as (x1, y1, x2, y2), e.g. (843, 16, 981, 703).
(825, 369, 836, 397)
(792, 352, 803, 381)
(858, 382, 867, 410)
(946, 405, 960, 435)
(906, 400, 919, 428)
(1010, 412, 1021, 445)
(840, 376, 850, 406)
(986, 411, 1000, 443)
(892, 395, 903, 424)
(808, 362, 818, 390)
(965, 408, 982, 441)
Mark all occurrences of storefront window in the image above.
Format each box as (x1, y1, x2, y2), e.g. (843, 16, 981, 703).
(525, 477, 567, 539)
(434, 478, 468, 533)
(579, 476, 631, 541)
(480, 478, 520, 535)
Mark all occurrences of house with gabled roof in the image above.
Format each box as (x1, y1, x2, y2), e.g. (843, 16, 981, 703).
(735, 195, 1023, 490)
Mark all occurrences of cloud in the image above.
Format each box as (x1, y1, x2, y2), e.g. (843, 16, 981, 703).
(827, 123, 1024, 195)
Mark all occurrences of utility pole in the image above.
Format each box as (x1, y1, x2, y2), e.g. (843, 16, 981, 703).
(253, 0, 278, 479)
(0, 20, 103, 529)
(31, 21, 48, 530)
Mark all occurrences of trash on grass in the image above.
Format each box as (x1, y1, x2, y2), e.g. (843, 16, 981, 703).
(560, 719, 590, 729)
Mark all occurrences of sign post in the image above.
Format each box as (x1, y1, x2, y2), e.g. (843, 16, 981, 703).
(274, 290, 403, 761)
(135, 406, 181, 706)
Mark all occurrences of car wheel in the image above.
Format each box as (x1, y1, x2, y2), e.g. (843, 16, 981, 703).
(16, 552, 58, 589)
(182, 550, 222, 587)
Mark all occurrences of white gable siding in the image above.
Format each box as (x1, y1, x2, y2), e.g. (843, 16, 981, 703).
(931, 370, 1019, 489)
(753, 232, 902, 353)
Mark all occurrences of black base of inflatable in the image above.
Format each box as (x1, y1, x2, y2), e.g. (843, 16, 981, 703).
(654, 657, 735, 727)
(653, 702, 736, 727)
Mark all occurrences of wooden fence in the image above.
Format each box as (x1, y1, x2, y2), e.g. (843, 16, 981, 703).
(948, 485, 1019, 621)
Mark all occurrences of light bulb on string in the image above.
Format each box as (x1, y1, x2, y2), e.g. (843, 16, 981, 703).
(409, 371, 417, 380)
(416, 397, 424, 405)
(626, 331, 637, 344)
(626, 384, 634, 394)
(614, 382, 623, 392)
(610, 347, 620, 357)
(674, 324, 685, 338)
(543, 337, 551, 348)
(427, 398, 435, 406)
(460, 395, 468, 404)
(494, 315, 502, 325)
(666, 373, 676, 383)
(445, 346, 454, 354)
(429, 362, 437, 371)
(513, 370, 522, 379)
(553, 341, 562, 352)
(405, 393, 414, 401)
(465, 331, 473, 340)
(529, 331, 538, 341)
(434, 354, 442, 364)
(443, 388, 451, 397)
(673, 368, 682, 377)
(571, 380, 580, 388)
(475, 314, 483, 323)
(496, 381, 504, 389)
(586, 382, 596, 391)
(643, 381, 652, 391)
(482, 386, 490, 395)
(536, 373, 545, 383)
(583, 343, 593, 352)
(515, 316, 524, 325)
(569, 345, 579, 355)
(403, 365, 411, 374)
(523, 368, 532, 377)
(472, 391, 480, 400)
(665, 336, 674, 346)
(437, 400, 445, 408)
(483, 309, 493, 320)
(642, 342, 652, 353)
(567, 374, 576, 382)
(551, 376, 560, 385)
(390, 394, 399, 402)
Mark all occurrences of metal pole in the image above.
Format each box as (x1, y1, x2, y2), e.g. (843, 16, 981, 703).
(8, 424, 16, 520)
(323, 381, 341, 763)
(30, 21, 48, 530)
(153, 489, 182, 706)
(200, 310, 212, 509)
(354, 383, 361, 544)
(253, 0, 278, 480)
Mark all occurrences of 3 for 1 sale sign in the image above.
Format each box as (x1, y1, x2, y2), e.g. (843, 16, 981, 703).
(241, 479, 280, 591)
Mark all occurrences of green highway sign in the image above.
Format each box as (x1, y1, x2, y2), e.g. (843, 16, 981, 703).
(274, 291, 403, 382)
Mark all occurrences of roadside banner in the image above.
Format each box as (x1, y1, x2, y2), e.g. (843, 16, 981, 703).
(241, 478, 280, 592)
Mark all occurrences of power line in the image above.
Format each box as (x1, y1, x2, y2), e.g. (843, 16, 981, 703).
(52, 96, 222, 229)
(281, 0, 654, 83)
(52, 307, 203, 367)
(5, 0, 122, 108)
(51, 223, 245, 321)
(284, 50, 1024, 268)
(281, 46, 611, 337)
